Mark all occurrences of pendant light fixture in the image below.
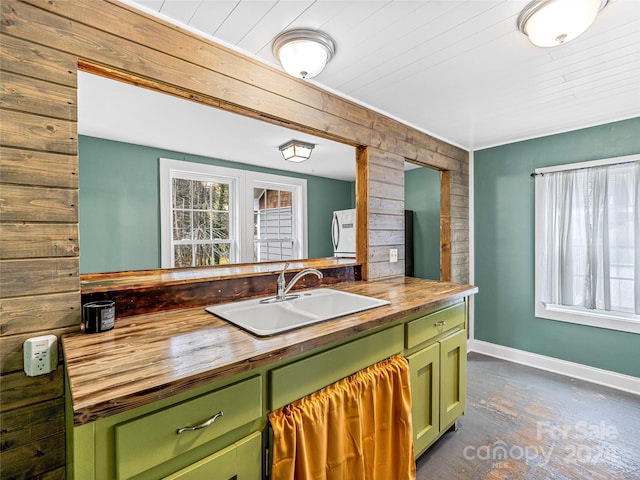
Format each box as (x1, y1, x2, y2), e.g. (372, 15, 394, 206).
(272, 29, 336, 79)
(517, 0, 609, 47)
(279, 140, 315, 163)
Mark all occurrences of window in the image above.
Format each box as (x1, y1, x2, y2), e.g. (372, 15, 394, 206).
(171, 176, 233, 267)
(160, 159, 307, 267)
(534, 155, 640, 334)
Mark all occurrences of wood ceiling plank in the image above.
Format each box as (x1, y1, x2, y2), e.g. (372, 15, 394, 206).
(188, 1, 239, 35)
(213, 0, 276, 45)
(158, 0, 201, 25)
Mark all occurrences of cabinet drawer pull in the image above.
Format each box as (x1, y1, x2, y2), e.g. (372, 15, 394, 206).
(177, 410, 223, 434)
(434, 321, 447, 327)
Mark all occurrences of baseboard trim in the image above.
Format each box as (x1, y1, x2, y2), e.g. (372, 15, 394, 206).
(467, 339, 640, 396)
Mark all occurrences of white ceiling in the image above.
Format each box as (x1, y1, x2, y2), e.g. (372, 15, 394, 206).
(78, 72, 357, 181)
(83, 0, 640, 179)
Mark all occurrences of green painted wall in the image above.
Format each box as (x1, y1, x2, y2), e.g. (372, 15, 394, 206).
(79, 135, 354, 273)
(474, 117, 640, 377)
(405, 167, 441, 280)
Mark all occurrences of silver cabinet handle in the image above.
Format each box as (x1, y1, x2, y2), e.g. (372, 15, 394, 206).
(435, 321, 447, 327)
(177, 410, 223, 434)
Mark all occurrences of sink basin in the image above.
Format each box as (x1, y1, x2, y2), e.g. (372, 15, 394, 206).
(206, 288, 390, 336)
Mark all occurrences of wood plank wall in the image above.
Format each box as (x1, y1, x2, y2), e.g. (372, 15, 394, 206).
(0, 0, 469, 477)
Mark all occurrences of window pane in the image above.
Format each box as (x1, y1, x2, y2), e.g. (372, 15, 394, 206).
(211, 212, 229, 239)
(174, 244, 192, 267)
(193, 211, 210, 240)
(173, 211, 192, 241)
(193, 181, 211, 210)
(195, 244, 214, 266)
(214, 243, 231, 264)
(212, 183, 230, 211)
(173, 178, 191, 209)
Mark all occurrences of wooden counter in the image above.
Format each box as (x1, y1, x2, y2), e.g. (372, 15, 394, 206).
(63, 277, 477, 426)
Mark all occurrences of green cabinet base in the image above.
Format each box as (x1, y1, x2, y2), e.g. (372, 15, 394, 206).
(165, 431, 262, 480)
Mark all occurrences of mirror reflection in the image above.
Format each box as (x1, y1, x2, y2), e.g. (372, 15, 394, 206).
(78, 73, 356, 274)
(404, 161, 441, 280)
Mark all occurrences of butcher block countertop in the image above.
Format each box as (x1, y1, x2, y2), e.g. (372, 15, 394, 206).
(63, 277, 477, 426)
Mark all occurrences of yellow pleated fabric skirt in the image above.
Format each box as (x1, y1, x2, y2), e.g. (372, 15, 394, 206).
(268, 355, 416, 480)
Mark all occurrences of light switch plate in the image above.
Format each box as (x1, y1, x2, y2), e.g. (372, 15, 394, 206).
(24, 335, 57, 376)
(389, 248, 398, 263)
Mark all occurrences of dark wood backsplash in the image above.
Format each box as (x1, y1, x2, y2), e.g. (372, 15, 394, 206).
(81, 264, 361, 319)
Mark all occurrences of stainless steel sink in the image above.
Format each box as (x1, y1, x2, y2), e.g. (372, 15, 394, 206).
(206, 288, 390, 336)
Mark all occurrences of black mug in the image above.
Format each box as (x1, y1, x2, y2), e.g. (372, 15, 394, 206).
(83, 300, 116, 333)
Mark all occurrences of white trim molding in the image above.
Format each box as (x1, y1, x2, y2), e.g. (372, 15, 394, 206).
(468, 339, 640, 396)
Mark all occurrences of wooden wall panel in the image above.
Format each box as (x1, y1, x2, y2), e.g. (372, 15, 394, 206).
(0, 148, 78, 188)
(0, 34, 77, 86)
(0, 0, 469, 476)
(366, 148, 405, 280)
(0, 223, 79, 259)
(355, 146, 370, 279)
(0, 292, 80, 336)
(0, 369, 65, 412)
(0, 184, 77, 223)
(0, 431, 66, 480)
(0, 398, 65, 452)
(0, 258, 79, 297)
(0, 71, 77, 120)
(0, 22, 79, 476)
(368, 245, 406, 264)
(0, 110, 76, 155)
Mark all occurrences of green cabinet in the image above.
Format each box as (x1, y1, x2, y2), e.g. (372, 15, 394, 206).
(68, 376, 264, 480)
(439, 329, 467, 429)
(407, 342, 440, 453)
(164, 431, 262, 480)
(405, 302, 467, 457)
(67, 299, 470, 478)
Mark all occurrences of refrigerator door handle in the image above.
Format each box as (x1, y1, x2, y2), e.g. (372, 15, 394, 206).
(331, 212, 340, 250)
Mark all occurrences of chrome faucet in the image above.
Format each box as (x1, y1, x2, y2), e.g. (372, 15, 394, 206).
(275, 262, 323, 302)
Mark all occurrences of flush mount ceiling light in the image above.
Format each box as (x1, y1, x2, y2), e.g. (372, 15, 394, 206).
(279, 140, 315, 162)
(517, 0, 609, 47)
(272, 29, 336, 79)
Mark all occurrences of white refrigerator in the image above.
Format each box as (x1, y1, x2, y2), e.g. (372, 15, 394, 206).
(332, 208, 356, 258)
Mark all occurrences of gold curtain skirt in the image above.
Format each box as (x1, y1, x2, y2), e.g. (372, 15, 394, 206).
(268, 355, 416, 480)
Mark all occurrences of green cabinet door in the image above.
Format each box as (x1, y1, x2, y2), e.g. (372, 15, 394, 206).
(164, 431, 262, 480)
(439, 329, 467, 430)
(407, 342, 440, 456)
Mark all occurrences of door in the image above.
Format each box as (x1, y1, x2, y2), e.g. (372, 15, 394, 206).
(439, 329, 467, 429)
(407, 342, 440, 456)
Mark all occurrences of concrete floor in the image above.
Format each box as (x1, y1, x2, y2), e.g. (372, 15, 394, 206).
(416, 353, 640, 480)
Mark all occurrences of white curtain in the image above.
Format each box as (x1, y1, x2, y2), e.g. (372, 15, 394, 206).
(539, 161, 640, 315)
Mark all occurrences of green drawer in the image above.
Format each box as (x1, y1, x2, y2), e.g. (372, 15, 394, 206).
(405, 302, 465, 349)
(164, 431, 262, 480)
(115, 376, 262, 479)
(269, 325, 404, 410)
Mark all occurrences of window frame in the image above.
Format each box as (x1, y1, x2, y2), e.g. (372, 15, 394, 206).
(160, 158, 307, 267)
(533, 153, 640, 334)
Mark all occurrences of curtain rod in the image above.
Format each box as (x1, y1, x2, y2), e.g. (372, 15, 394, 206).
(530, 153, 640, 178)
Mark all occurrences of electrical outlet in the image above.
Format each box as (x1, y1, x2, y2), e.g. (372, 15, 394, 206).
(389, 248, 398, 263)
(24, 335, 57, 377)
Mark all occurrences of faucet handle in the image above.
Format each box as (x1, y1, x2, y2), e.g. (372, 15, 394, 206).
(279, 262, 290, 279)
(277, 262, 290, 285)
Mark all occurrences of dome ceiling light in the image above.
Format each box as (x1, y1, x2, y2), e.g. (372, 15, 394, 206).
(279, 140, 315, 162)
(272, 29, 336, 79)
(517, 0, 609, 47)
